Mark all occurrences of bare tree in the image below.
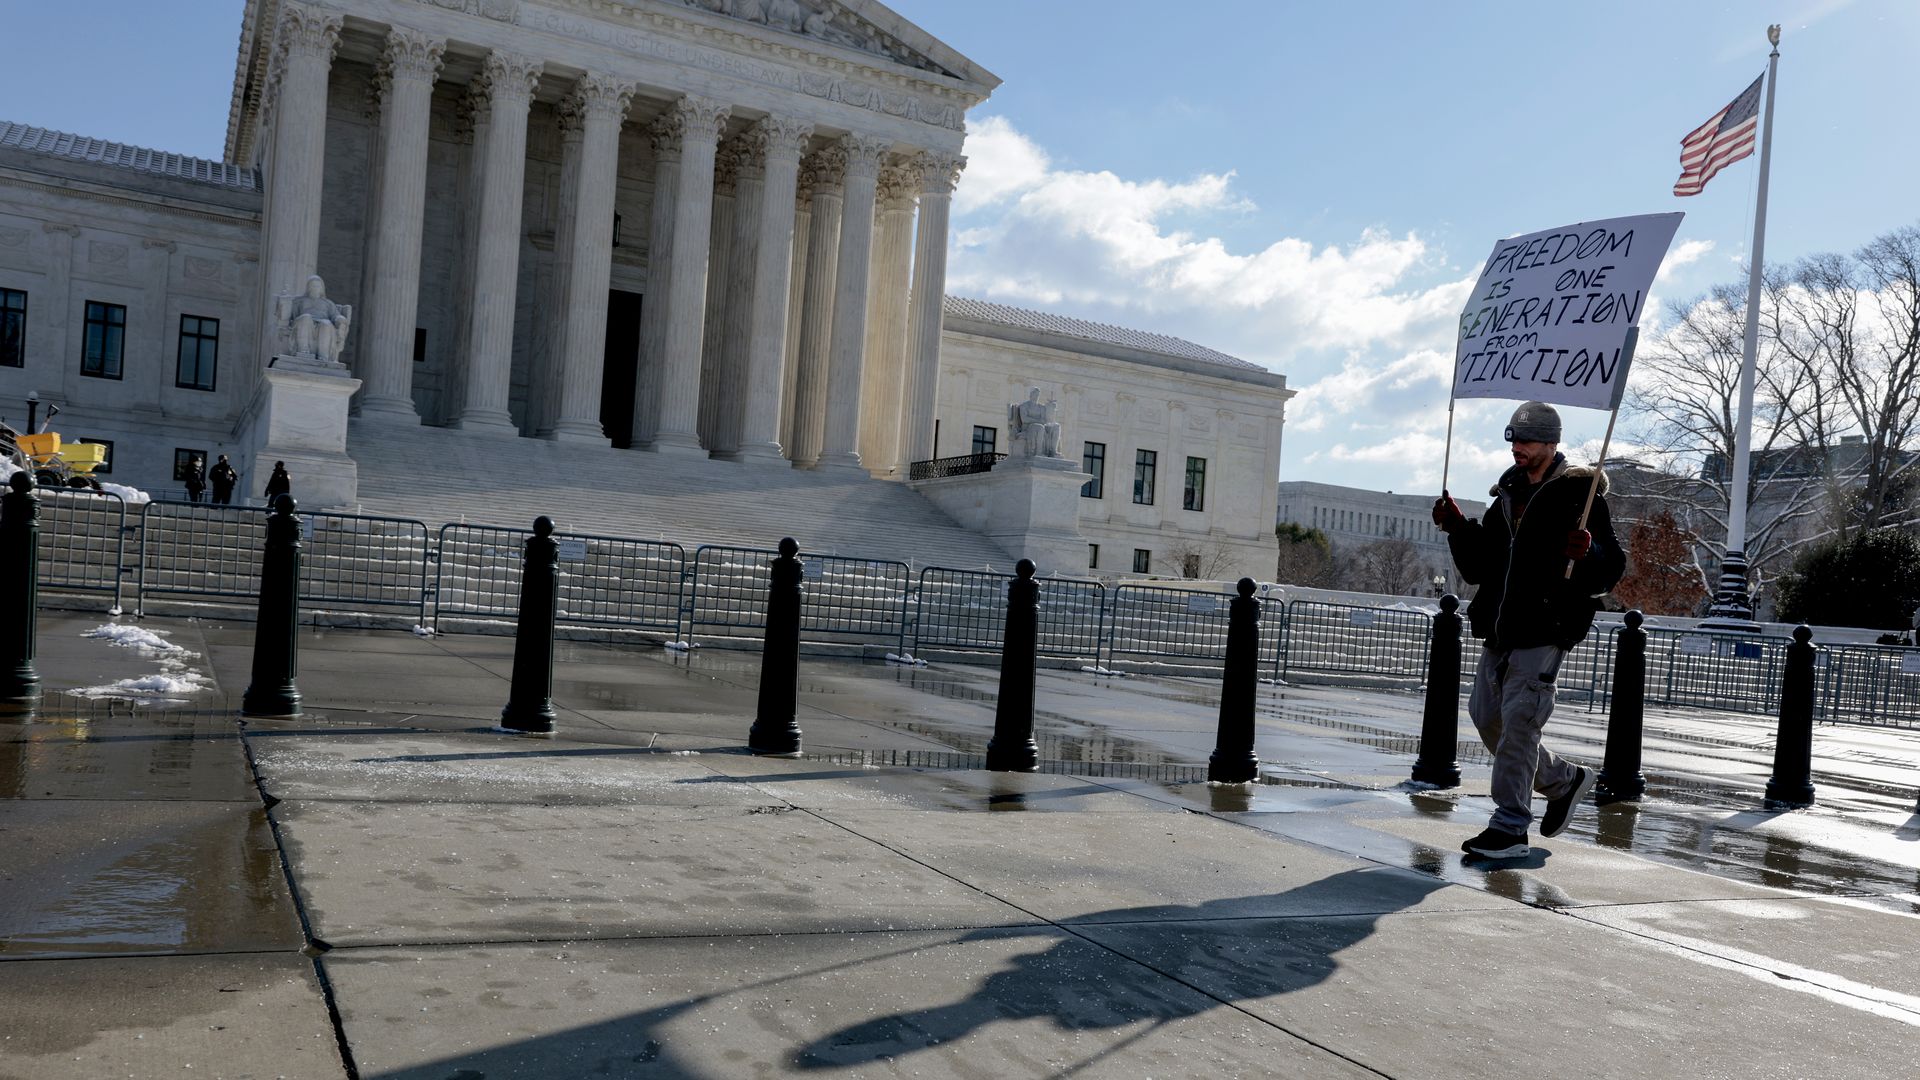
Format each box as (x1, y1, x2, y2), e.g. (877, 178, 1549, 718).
(1762, 226, 1920, 536)
(1338, 536, 1430, 596)
(1274, 523, 1337, 587)
(1164, 535, 1237, 581)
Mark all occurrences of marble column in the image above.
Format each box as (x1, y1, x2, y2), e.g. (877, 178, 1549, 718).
(737, 116, 813, 463)
(696, 141, 742, 451)
(631, 114, 681, 448)
(711, 138, 763, 458)
(446, 79, 490, 423)
(787, 146, 846, 467)
(544, 74, 636, 443)
(858, 162, 917, 475)
(532, 108, 583, 436)
(814, 134, 892, 472)
(454, 51, 542, 434)
(356, 29, 445, 422)
(258, 2, 340, 351)
(898, 151, 965, 471)
(778, 184, 812, 454)
(650, 94, 731, 458)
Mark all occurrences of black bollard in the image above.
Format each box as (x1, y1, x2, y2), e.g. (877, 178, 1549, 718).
(241, 495, 302, 717)
(1596, 610, 1648, 803)
(749, 537, 805, 756)
(1763, 624, 1817, 808)
(1208, 578, 1261, 783)
(1409, 594, 1463, 787)
(0, 472, 41, 702)
(986, 558, 1040, 772)
(499, 516, 559, 736)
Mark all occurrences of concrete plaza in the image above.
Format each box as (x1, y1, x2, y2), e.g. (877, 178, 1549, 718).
(2, 611, 1918, 1078)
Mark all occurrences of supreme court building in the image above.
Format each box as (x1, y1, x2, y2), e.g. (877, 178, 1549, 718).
(0, 0, 1291, 580)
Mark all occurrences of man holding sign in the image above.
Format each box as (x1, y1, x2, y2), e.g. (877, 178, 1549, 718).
(1431, 213, 1682, 859)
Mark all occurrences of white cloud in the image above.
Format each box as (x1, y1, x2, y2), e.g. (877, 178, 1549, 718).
(1656, 238, 1716, 283)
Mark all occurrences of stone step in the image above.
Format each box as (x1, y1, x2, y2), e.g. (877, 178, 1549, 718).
(344, 420, 1014, 570)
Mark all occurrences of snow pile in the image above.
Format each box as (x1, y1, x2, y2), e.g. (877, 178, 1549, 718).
(96, 481, 151, 505)
(884, 653, 928, 666)
(82, 623, 186, 653)
(1079, 665, 1133, 678)
(411, 624, 437, 637)
(664, 640, 699, 651)
(65, 671, 212, 700)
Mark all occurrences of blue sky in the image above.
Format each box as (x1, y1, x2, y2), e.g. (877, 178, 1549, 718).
(4, 1, 1915, 493)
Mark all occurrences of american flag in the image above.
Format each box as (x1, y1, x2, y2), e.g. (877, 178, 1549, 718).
(1673, 74, 1764, 196)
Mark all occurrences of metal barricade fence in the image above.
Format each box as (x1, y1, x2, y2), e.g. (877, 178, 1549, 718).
(35, 488, 128, 609)
(431, 524, 685, 636)
(1102, 583, 1283, 673)
(1817, 644, 1920, 728)
(1278, 599, 1432, 685)
(910, 566, 1106, 661)
(136, 501, 431, 621)
(687, 545, 910, 650)
(1634, 625, 1801, 715)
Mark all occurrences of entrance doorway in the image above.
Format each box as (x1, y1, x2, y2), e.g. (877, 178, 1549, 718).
(601, 289, 642, 448)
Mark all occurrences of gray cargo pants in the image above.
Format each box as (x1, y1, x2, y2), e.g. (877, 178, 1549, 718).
(1467, 644, 1583, 834)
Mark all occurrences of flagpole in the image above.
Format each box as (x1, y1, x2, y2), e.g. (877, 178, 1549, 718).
(1704, 24, 1781, 628)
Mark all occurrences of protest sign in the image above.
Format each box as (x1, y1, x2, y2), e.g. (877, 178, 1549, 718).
(1453, 212, 1683, 411)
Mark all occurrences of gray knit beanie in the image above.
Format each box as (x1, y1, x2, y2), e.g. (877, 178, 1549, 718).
(1503, 401, 1561, 443)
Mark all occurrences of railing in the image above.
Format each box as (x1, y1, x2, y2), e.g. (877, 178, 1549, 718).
(432, 524, 685, 636)
(686, 544, 910, 651)
(911, 566, 1106, 661)
(135, 501, 431, 622)
(35, 487, 128, 609)
(1820, 644, 1920, 726)
(1277, 599, 1433, 686)
(908, 452, 1007, 481)
(1103, 583, 1284, 673)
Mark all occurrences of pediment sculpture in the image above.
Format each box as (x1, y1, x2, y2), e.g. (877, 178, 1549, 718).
(1009, 387, 1062, 459)
(684, 0, 956, 77)
(274, 275, 353, 365)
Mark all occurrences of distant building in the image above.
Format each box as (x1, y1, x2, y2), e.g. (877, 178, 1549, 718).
(1275, 480, 1487, 589)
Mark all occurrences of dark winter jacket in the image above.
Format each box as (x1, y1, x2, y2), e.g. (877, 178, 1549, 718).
(264, 468, 291, 499)
(209, 461, 237, 491)
(1445, 453, 1626, 651)
(183, 465, 206, 494)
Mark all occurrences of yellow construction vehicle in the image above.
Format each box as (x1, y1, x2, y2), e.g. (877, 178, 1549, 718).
(0, 398, 106, 490)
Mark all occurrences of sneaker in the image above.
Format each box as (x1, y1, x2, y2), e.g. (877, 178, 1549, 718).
(1539, 766, 1598, 838)
(1461, 827, 1530, 859)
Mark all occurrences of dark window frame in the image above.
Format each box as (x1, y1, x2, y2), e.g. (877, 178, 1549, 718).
(173, 447, 207, 483)
(1183, 455, 1207, 512)
(175, 313, 219, 391)
(1132, 548, 1151, 574)
(0, 287, 25, 369)
(1081, 441, 1105, 499)
(77, 438, 113, 475)
(971, 425, 997, 456)
(413, 326, 427, 364)
(82, 300, 126, 380)
(1133, 449, 1157, 506)
(1088, 543, 1099, 569)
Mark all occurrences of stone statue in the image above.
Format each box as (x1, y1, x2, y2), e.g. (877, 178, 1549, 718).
(1009, 387, 1062, 458)
(274, 275, 352, 364)
(766, 0, 803, 30)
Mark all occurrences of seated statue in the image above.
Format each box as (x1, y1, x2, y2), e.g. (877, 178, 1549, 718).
(1008, 387, 1062, 458)
(274, 275, 353, 365)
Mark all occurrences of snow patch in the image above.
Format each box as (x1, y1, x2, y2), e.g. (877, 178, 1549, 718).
(65, 672, 212, 700)
(664, 641, 699, 651)
(1079, 665, 1134, 678)
(884, 652, 928, 666)
(82, 623, 187, 653)
(96, 482, 151, 505)
(411, 624, 436, 637)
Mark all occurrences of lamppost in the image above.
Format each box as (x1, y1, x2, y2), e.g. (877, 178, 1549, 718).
(1432, 573, 1447, 598)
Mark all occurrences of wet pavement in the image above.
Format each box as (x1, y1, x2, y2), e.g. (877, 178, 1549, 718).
(1, 610, 1918, 1078)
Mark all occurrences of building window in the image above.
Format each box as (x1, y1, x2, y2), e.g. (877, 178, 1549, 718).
(1132, 548, 1151, 574)
(413, 327, 427, 364)
(1133, 449, 1157, 505)
(173, 447, 206, 483)
(82, 301, 126, 379)
(0, 288, 25, 368)
(1088, 543, 1100, 569)
(1184, 456, 1207, 511)
(175, 314, 218, 390)
(971, 425, 997, 456)
(1081, 441, 1105, 498)
(78, 438, 112, 475)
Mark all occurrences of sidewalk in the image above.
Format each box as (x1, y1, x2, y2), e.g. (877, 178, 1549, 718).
(3, 611, 1918, 1079)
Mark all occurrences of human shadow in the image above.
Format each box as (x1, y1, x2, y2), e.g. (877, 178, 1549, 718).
(790, 866, 1447, 1071)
